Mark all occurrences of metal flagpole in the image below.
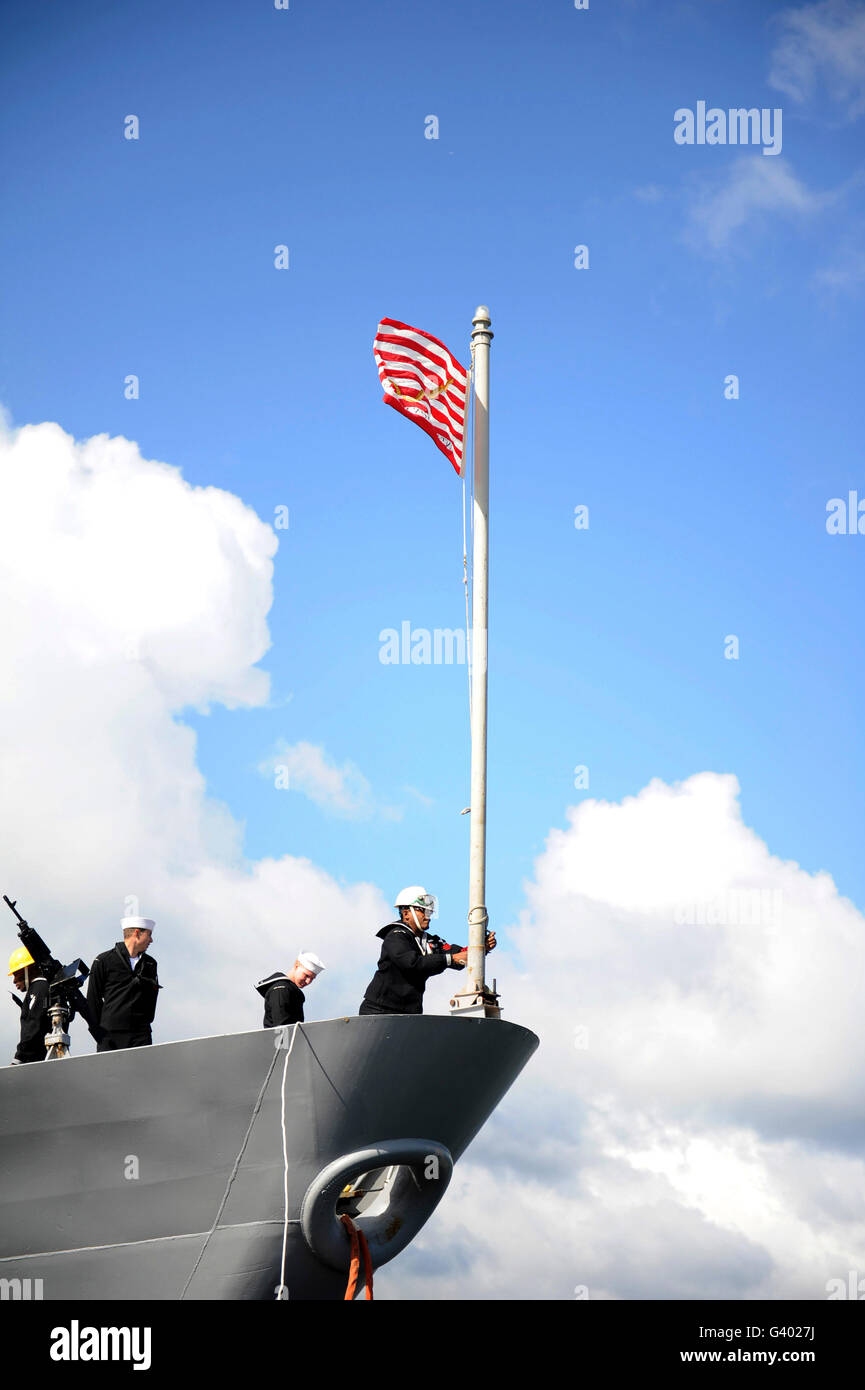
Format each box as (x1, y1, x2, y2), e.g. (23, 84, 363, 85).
(450, 305, 499, 1020)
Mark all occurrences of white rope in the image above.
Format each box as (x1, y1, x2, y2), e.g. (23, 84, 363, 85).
(274, 1021, 301, 1300)
(179, 1040, 281, 1300)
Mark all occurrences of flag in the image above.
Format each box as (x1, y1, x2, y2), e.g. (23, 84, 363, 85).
(374, 318, 469, 475)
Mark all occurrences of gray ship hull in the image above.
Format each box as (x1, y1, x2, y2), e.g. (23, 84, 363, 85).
(0, 1015, 538, 1299)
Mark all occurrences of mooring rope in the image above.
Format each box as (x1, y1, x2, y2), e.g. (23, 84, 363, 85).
(274, 1022, 302, 1299)
(179, 1028, 297, 1301)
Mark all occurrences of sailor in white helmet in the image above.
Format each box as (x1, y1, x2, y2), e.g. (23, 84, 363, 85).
(256, 952, 325, 1027)
(359, 886, 495, 1015)
(87, 916, 160, 1051)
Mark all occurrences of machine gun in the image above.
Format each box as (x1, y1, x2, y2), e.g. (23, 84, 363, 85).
(4, 895, 103, 1058)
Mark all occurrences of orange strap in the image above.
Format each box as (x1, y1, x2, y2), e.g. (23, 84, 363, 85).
(340, 1214, 374, 1300)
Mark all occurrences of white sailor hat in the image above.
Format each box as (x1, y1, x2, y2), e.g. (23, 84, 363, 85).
(296, 951, 325, 975)
(121, 917, 156, 932)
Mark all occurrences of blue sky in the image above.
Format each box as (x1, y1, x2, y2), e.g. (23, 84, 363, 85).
(4, 0, 862, 935)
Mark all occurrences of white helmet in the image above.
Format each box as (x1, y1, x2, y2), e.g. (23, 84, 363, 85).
(394, 885, 438, 918)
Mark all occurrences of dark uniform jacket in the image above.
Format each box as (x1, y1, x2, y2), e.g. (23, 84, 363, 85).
(12, 974, 49, 1063)
(255, 972, 305, 1026)
(87, 942, 160, 1036)
(360, 922, 464, 1015)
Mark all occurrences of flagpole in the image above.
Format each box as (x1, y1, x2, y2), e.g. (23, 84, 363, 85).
(450, 305, 499, 1019)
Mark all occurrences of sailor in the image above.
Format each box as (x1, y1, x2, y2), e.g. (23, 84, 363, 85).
(87, 917, 160, 1051)
(359, 886, 495, 1015)
(7, 946, 49, 1064)
(256, 953, 325, 1026)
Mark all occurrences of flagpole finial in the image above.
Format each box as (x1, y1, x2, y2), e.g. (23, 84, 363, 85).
(472, 306, 493, 343)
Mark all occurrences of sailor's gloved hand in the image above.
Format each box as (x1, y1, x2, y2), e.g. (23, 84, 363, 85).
(440, 939, 467, 968)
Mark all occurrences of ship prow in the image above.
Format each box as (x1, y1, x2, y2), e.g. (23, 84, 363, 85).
(0, 1014, 538, 1299)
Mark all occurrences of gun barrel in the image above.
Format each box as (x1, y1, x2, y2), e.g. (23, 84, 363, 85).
(4, 897, 60, 977)
(3, 894, 26, 925)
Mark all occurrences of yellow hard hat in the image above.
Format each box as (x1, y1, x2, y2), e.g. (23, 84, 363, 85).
(8, 946, 35, 976)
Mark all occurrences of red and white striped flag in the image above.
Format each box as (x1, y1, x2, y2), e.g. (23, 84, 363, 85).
(374, 318, 469, 475)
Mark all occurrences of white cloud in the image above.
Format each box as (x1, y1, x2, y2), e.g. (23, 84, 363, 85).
(0, 422, 276, 712)
(814, 238, 865, 290)
(684, 157, 829, 251)
(403, 784, 435, 807)
(258, 739, 398, 820)
(379, 772, 865, 1299)
(0, 418, 389, 1058)
(4, 418, 863, 1300)
(633, 184, 664, 203)
(769, 0, 865, 117)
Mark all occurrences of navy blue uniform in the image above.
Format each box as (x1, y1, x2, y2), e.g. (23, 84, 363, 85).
(255, 972, 305, 1026)
(12, 974, 49, 1062)
(87, 942, 159, 1050)
(359, 922, 464, 1015)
